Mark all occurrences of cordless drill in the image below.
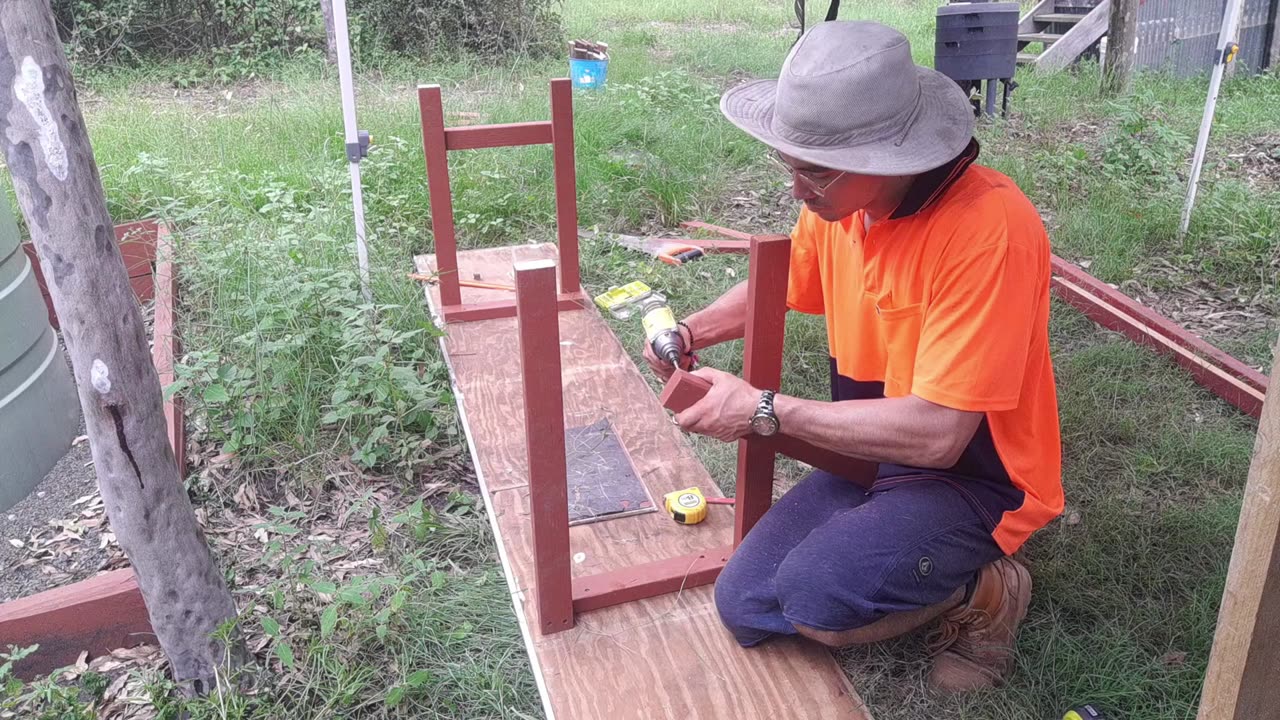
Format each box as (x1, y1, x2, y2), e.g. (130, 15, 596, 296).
(592, 281, 687, 367)
(638, 294, 684, 366)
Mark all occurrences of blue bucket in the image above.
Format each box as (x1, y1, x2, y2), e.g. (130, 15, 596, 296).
(570, 58, 609, 90)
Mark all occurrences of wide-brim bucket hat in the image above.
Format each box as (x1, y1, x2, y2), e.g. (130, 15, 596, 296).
(721, 21, 975, 176)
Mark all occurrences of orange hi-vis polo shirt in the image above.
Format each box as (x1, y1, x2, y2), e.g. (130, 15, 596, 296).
(786, 139, 1063, 555)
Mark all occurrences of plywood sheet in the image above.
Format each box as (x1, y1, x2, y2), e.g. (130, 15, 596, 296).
(415, 244, 870, 720)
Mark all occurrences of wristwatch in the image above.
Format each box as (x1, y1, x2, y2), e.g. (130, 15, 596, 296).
(750, 390, 781, 436)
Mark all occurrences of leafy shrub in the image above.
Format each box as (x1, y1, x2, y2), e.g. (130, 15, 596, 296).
(1101, 103, 1191, 183)
(54, 0, 320, 66)
(352, 0, 563, 61)
(53, 0, 563, 70)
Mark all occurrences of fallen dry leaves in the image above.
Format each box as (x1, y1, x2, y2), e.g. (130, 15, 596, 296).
(10, 446, 477, 717)
(1122, 256, 1278, 371)
(5, 492, 126, 594)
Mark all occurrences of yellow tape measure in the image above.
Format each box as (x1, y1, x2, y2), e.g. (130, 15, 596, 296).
(1064, 704, 1107, 720)
(663, 487, 734, 524)
(664, 487, 709, 525)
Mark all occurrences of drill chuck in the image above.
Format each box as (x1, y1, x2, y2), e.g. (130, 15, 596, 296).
(651, 330, 683, 366)
(639, 297, 684, 367)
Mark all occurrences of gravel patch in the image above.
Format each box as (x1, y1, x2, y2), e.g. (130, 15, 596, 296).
(0, 343, 125, 603)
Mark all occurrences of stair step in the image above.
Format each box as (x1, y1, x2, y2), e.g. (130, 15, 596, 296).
(1016, 52, 1040, 64)
(1019, 32, 1065, 44)
(1036, 12, 1087, 23)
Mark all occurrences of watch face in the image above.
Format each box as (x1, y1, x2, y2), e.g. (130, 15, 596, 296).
(751, 414, 779, 436)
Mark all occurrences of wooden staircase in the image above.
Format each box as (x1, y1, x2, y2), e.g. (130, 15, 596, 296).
(1016, 0, 1111, 71)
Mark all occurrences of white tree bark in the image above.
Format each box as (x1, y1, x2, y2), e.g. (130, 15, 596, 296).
(0, 0, 242, 690)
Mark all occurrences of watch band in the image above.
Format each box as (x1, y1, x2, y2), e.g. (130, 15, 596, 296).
(751, 390, 780, 435)
(757, 390, 776, 415)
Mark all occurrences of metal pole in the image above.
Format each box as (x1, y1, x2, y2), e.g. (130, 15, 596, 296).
(1180, 0, 1246, 238)
(331, 0, 372, 301)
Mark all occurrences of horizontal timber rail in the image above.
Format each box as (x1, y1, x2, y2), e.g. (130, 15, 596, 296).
(571, 545, 734, 613)
(444, 121, 553, 151)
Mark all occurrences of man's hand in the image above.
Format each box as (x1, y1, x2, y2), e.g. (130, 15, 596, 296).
(674, 368, 760, 442)
(641, 323, 693, 381)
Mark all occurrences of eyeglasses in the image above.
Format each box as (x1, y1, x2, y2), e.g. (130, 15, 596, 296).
(769, 151, 846, 197)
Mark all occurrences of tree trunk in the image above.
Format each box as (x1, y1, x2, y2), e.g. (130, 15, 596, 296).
(1269, 0, 1280, 71)
(0, 0, 242, 691)
(1102, 0, 1139, 96)
(321, 0, 338, 65)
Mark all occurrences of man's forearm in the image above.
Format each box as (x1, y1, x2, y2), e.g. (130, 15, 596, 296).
(772, 394, 980, 470)
(683, 280, 749, 349)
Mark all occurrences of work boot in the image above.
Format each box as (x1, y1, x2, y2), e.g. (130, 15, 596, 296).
(925, 556, 1032, 694)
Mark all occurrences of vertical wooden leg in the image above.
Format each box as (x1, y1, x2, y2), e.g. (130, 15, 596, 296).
(418, 84, 462, 308)
(1197, 343, 1280, 720)
(734, 234, 791, 546)
(516, 259, 575, 634)
(549, 78, 581, 297)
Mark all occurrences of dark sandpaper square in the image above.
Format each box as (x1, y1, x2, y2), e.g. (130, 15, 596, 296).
(565, 418, 656, 525)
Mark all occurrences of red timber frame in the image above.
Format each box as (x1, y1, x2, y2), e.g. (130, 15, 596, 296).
(418, 79, 587, 323)
(514, 233, 876, 634)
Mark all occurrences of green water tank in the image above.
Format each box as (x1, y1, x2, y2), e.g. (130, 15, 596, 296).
(0, 198, 80, 511)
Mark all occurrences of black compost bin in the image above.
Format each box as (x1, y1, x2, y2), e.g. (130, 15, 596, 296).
(935, 2, 1020, 81)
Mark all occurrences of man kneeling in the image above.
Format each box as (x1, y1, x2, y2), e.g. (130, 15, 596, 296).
(643, 21, 1063, 693)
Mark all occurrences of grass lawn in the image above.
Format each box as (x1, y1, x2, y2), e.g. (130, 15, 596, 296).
(4, 0, 1277, 718)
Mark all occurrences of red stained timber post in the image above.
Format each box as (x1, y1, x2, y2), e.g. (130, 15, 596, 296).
(734, 235, 791, 546)
(515, 259, 575, 634)
(549, 78, 581, 297)
(151, 226, 184, 475)
(417, 85, 462, 308)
